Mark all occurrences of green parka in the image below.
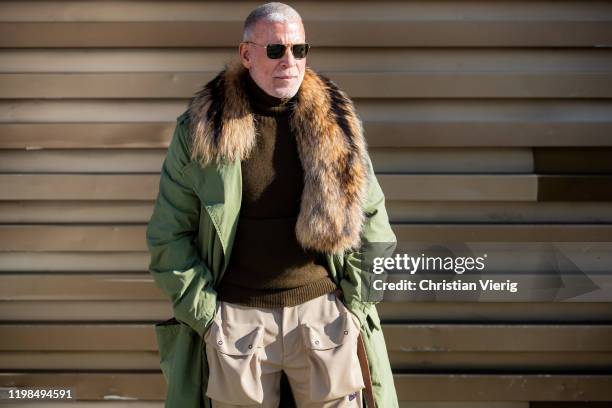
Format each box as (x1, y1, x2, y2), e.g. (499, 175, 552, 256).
(146, 60, 398, 408)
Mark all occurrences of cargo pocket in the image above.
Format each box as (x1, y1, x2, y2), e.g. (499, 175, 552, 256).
(204, 320, 265, 405)
(301, 311, 365, 401)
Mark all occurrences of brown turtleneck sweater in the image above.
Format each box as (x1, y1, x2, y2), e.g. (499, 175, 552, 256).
(215, 71, 338, 308)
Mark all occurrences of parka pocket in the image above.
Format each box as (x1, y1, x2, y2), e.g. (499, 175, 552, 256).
(204, 320, 265, 405)
(154, 317, 181, 384)
(366, 308, 382, 332)
(301, 311, 365, 401)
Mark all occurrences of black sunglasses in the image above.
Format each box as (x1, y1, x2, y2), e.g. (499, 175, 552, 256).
(244, 41, 310, 59)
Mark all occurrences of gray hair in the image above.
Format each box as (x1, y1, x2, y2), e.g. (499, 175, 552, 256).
(242, 2, 302, 42)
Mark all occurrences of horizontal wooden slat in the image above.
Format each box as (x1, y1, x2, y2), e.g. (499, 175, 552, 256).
(0, 73, 206, 99)
(2, 72, 612, 98)
(1, 224, 611, 253)
(0, 274, 161, 300)
(0, 226, 147, 251)
(0, 151, 164, 173)
(1, 2, 610, 22)
(394, 224, 612, 242)
(0, 324, 157, 351)
(0, 123, 172, 149)
(387, 201, 612, 223)
(394, 374, 612, 401)
(0, 175, 158, 200)
(534, 148, 612, 174)
(387, 274, 610, 303)
(0, 49, 232, 73)
(0, 174, 541, 201)
(0, 352, 160, 370)
(304, 72, 612, 99)
(2, 301, 611, 323)
(402, 404, 527, 408)
(0, 403, 163, 408)
(538, 176, 612, 201)
(2, 121, 612, 149)
(363, 121, 612, 147)
(390, 352, 612, 372)
(0, 100, 185, 121)
(2, 324, 611, 352)
(3, 175, 611, 201)
(385, 325, 612, 352)
(0, 301, 170, 321)
(0, 372, 164, 401)
(0, 148, 532, 174)
(1, 373, 611, 401)
(0, 201, 154, 223)
(1, 201, 612, 224)
(371, 148, 533, 174)
(1, 21, 611, 48)
(381, 175, 537, 201)
(3, 49, 612, 74)
(3, 273, 609, 302)
(0, 252, 148, 272)
(385, 246, 612, 274)
(378, 302, 612, 323)
(0, 225, 609, 255)
(531, 403, 612, 408)
(2, 350, 611, 372)
(4, 100, 611, 124)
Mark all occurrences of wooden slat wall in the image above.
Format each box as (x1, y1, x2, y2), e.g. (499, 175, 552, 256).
(1, 1, 611, 406)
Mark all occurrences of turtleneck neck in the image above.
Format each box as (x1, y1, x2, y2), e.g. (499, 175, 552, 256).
(244, 70, 294, 116)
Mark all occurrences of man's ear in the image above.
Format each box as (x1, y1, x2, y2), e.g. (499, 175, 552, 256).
(239, 44, 252, 69)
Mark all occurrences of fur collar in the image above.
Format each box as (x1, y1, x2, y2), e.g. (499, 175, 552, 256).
(186, 58, 368, 254)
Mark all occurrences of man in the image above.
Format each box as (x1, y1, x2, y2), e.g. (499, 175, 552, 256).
(146, 2, 398, 407)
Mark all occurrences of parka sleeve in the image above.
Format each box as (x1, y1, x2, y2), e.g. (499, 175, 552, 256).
(146, 116, 217, 338)
(339, 152, 397, 328)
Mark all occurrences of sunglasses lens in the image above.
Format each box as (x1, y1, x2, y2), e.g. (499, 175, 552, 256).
(292, 44, 309, 59)
(267, 44, 286, 59)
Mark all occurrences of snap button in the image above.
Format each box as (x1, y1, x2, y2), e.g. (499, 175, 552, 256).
(344, 330, 348, 335)
(314, 340, 319, 345)
(248, 344, 253, 349)
(217, 340, 223, 345)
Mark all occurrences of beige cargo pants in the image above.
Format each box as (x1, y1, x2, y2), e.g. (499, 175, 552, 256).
(203, 291, 365, 407)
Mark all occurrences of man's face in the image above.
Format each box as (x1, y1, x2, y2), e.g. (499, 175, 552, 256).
(239, 19, 306, 99)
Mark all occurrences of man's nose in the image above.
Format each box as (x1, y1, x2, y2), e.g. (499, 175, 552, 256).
(280, 46, 297, 67)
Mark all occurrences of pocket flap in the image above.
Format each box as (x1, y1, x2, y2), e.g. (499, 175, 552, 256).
(205, 321, 264, 356)
(302, 312, 357, 350)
